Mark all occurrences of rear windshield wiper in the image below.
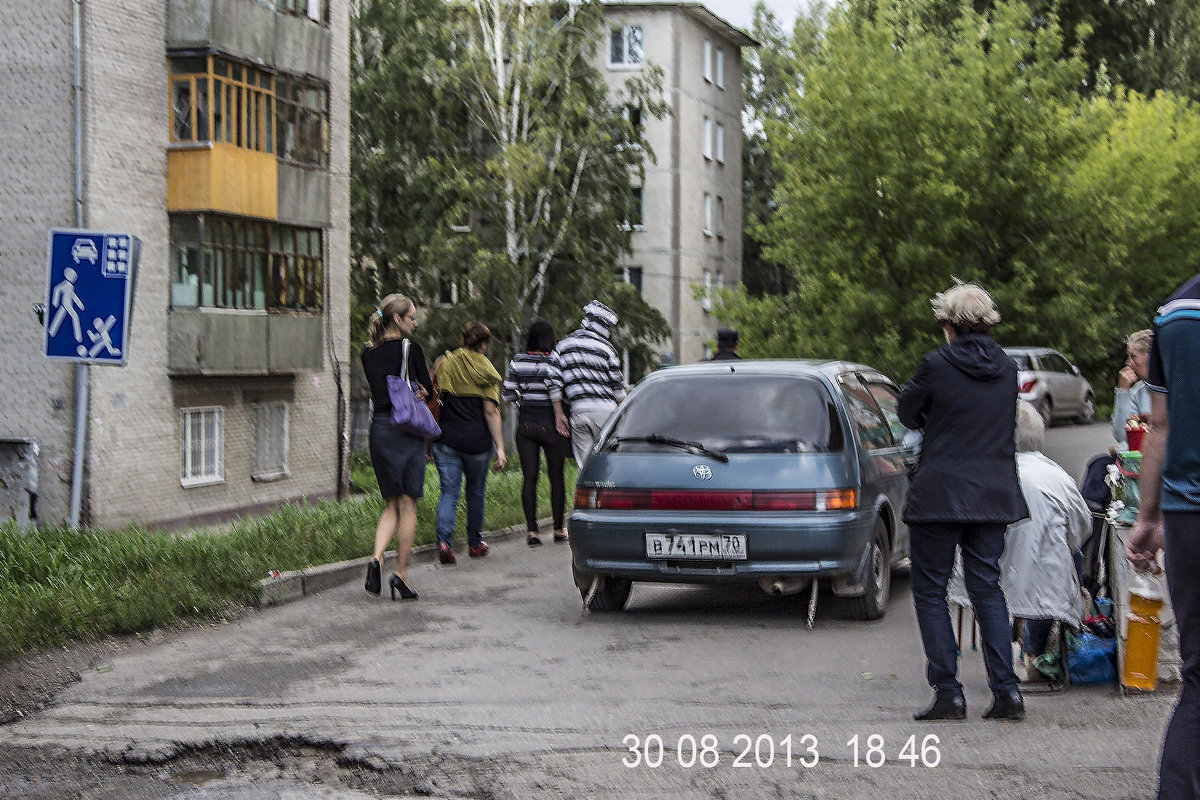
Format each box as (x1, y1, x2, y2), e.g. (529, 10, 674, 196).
(608, 434, 729, 463)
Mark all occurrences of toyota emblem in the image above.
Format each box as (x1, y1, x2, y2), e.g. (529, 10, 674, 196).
(693, 465, 713, 480)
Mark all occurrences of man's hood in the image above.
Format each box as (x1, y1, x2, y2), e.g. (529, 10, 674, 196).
(939, 332, 1009, 381)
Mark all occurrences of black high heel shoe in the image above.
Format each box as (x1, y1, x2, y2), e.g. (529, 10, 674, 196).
(389, 573, 418, 601)
(365, 558, 382, 596)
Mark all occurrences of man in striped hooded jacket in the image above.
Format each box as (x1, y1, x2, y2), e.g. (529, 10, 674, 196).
(549, 300, 626, 468)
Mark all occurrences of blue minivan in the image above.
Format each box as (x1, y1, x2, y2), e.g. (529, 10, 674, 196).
(569, 360, 917, 619)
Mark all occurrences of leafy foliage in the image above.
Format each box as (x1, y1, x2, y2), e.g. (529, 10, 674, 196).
(725, 0, 1200, 399)
(350, 0, 670, 375)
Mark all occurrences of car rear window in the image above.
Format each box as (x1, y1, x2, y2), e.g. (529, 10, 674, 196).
(1008, 353, 1032, 370)
(603, 375, 844, 453)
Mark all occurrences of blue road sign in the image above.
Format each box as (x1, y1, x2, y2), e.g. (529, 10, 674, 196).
(44, 229, 140, 365)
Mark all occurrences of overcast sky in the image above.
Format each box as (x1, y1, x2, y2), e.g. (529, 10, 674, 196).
(700, 0, 807, 33)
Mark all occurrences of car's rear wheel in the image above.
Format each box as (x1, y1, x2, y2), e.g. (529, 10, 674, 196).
(1075, 394, 1096, 425)
(573, 562, 632, 611)
(847, 518, 891, 621)
(1036, 397, 1053, 426)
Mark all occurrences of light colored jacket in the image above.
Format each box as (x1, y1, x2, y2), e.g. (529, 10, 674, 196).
(949, 452, 1090, 627)
(1111, 380, 1151, 448)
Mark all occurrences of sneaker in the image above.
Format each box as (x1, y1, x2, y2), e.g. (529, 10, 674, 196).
(468, 542, 490, 558)
(438, 543, 456, 565)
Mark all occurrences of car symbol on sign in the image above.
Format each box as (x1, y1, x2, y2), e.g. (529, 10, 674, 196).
(71, 239, 98, 264)
(693, 465, 713, 480)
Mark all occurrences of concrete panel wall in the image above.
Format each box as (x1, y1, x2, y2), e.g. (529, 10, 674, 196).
(277, 163, 331, 227)
(168, 0, 275, 64)
(275, 11, 332, 79)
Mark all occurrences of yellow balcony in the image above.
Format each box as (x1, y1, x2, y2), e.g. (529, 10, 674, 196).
(167, 143, 277, 219)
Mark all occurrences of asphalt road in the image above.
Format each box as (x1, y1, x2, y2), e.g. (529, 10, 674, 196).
(0, 422, 1174, 799)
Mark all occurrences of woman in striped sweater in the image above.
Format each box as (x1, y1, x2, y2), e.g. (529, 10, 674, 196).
(502, 319, 570, 546)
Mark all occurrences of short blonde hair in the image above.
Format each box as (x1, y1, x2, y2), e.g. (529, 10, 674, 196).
(1015, 400, 1045, 453)
(931, 280, 1000, 332)
(1127, 329, 1152, 356)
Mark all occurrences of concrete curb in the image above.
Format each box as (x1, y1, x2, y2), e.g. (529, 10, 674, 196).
(257, 517, 553, 607)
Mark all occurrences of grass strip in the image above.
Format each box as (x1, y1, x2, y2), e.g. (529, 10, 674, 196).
(0, 454, 577, 661)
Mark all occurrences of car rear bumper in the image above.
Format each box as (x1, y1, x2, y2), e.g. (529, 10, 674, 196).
(568, 507, 876, 584)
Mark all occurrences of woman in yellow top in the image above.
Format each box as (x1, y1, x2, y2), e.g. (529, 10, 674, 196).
(431, 322, 508, 564)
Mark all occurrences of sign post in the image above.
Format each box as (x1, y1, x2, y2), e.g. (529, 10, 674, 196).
(44, 229, 139, 365)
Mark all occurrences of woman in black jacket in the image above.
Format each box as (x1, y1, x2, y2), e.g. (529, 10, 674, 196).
(898, 281, 1029, 722)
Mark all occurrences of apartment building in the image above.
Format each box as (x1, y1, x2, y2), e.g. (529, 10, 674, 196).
(1, 0, 351, 530)
(601, 2, 755, 365)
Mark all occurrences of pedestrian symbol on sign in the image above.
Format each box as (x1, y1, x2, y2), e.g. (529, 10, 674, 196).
(45, 229, 139, 366)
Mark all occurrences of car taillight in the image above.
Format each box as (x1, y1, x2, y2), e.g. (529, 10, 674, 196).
(1019, 379, 1037, 394)
(574, 487, 856, 511)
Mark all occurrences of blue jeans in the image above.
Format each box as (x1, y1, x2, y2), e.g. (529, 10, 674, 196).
(910, 522, 1019, 695)
(432, 443, 492, 548)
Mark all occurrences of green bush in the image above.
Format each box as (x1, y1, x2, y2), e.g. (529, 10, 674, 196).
(0, 454, 577, 661)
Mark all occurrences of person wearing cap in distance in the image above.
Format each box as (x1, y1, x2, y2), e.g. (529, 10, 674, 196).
(548, 300, 626, 469)
(710, 328, 741, 361)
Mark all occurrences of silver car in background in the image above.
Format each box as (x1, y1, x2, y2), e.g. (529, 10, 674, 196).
(1003, 346, 1095, 425)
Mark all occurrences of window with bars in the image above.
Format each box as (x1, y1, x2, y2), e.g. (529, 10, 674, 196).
(170, 214, 324, 311)
(251, 401, 289, 481)
(609, 26, 643, 66)
(169, 56, 275, 154)
(276, 75, 330, 167)
(181, 407, 224, 486)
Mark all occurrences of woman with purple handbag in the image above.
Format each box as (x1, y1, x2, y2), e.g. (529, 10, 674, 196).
(360, 293, 432, 602)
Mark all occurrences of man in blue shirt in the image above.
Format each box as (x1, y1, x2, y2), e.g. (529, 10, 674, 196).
(1127, 272, 1200, 800)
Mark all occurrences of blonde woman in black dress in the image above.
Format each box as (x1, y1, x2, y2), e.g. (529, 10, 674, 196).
(361, 294, 432, 601)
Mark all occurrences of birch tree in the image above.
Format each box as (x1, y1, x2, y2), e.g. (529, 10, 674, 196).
(447, 0, 671, 359)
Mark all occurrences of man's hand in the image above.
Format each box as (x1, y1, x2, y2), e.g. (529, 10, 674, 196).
(492, 450, 507, 472)
(1117, 366, 1138, 390)
(1126, 517, 1164, 574)
(555, 414, 570, 438)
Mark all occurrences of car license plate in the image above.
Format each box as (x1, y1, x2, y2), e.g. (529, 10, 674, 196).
(645, 533, 747, 560)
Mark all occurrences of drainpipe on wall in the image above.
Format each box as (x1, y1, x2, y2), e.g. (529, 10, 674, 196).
(69, 0, 90, 527)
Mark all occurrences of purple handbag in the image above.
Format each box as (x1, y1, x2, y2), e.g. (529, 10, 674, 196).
(386, 339, 441, 439)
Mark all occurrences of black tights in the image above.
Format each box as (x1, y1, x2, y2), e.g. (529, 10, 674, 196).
(515, 408, 569, 532)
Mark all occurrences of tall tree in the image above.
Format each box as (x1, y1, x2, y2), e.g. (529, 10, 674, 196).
(446, 0, 671, 362)
(720, 0, 1100, 379)
(352, 0, 670, 375)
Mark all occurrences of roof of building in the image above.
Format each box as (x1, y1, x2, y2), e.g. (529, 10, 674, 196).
(602, 2, 760, 48)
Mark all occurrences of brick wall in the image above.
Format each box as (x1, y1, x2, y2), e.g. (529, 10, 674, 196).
(2, 0, 351, 530)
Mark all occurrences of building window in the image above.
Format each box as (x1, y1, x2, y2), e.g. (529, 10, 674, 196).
(716, 122, 725, 164)
(619, 104, 643, 149)
(716, 196, 725, 239)
(702, 268, 713, 313)
(169, 56, 275, 154)
(716, 48, 726, 89)
(625, 186, 645, 229)
(617, 265, 644, 295)
(276, 0, 329, 24)
(703, 193, 713, 236)
(703, 117, 713, 160)
(703, 40, 713, 82)
(170, 214, 324, 311)
(609, 25, 643, 66)
(181, 407, 224, 487)
(252, 402, 289, 481)
(437, 272, 471, 307)
(276, 74, 330, 168)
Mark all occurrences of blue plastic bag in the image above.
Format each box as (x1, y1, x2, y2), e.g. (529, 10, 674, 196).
(1068, 632, 1117, 684)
